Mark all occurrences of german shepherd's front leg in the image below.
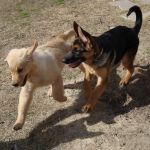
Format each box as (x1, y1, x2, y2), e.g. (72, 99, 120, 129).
(83, 69, 94, 101)
(82, 68, 109, 113)
(14, 82, 36, 130)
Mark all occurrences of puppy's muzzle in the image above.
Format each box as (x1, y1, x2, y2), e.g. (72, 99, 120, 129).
(12, 83, 18, 87)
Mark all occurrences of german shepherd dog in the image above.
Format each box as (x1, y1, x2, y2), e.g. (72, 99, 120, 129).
(62, 6, 142, 113)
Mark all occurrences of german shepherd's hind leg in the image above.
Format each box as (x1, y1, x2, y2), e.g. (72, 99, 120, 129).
(120, 49, 137, 86)
(83, 70, 94, 101)
(51, 75, 67, 102)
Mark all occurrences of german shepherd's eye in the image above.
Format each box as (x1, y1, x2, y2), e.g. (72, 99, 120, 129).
(18, 68, 23, 73)
(74, 49, 80, 55)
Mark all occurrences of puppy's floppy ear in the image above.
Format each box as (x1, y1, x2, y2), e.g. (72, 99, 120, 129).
(73, 21, 79, 37)
(28, 40, 38, 55)
(78, 26, 95, 50)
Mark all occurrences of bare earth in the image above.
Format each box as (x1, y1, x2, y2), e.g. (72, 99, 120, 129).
(0, 0, 150, 149)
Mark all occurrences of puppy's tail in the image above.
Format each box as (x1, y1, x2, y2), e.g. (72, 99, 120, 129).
(127, 5, 142, 35)
(57, 29, 75, 41)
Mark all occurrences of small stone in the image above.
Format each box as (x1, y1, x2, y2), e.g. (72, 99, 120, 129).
(109, 0, 137, 11)
(139, 0, 150, 4)
(70, 94, 80, 98)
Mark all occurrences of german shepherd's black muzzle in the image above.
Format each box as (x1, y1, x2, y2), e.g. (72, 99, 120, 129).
(62, 51, 85, 68)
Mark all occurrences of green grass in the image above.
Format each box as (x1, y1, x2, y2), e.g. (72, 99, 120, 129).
(21, 12, 29, 18)
(146, 48, 150, 54)
(21, 22, 30, 26)
(62, 19, 70, 22)
(14, 33, 25, 39)
(57, 0, 64, 4)
(73, 68, 78, 72)
(116, 68, 121, 72)
(18, 8, 24, 12)
(9, 113, 14, 120)
(17, 5, 24, 12)
(31, 8, 37, 11)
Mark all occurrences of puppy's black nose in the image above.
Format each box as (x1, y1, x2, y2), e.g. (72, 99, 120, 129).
(12, 83, 18, 87)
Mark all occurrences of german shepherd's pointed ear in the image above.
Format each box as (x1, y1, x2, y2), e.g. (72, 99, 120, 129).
(28, 40, 38, 55)
(78, 26, 95, 50)
(73, 21, 79, 37)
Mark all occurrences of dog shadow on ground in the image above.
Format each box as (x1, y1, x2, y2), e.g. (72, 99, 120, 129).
(1, 65, 150, 149)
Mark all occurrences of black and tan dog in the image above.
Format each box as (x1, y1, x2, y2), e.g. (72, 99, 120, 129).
(62, 6, 142, 113)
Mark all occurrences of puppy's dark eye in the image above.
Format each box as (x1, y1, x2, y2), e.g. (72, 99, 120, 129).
(18, 68, 23, 73)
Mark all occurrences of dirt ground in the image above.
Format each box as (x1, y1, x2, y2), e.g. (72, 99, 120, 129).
(0, 0, 150, 149)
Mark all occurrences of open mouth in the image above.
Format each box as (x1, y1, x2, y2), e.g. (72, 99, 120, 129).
(20, 74, 28, 87)
(68, 59, 84, 68)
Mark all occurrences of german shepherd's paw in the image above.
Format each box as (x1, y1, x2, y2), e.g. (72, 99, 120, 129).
(13, 123, 23, 130)
(81, 104, 92, 113)
(119, 77, 130, 87)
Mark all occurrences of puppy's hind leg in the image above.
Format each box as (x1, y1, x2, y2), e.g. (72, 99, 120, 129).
(14, 83, 36, 130)
(51, 75, 67, 102)
(57, 29, 75, 41)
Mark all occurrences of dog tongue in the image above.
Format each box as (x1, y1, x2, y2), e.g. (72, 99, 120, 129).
(68, 60, 79, 68)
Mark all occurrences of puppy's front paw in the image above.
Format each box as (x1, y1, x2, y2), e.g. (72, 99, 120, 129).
(47, 88, 52, 97)
(61, 96, 67, 102)
(81, 104, 92, 113)
(13, 123, 23, 130)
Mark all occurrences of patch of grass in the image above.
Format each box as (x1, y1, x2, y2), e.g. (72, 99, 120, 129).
(62, 19, 70, 22)
(146, 48, 150, 54)
(73, 68, 78, 72)
(22, 22, 30, 26)
(9, 113, 14, 120)
(31, 8, 37, 11)
(14, 33, 25, 39)
(18, 8, 24, 12)
(17, 5, 24, 12)
(57, 0, 64, 5)
(21, 12, 29, 18)
(116, 68, 121, 72)
(27, 113, 31, 116)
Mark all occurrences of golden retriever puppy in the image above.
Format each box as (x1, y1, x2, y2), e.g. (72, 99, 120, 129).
(5, 29, 83, 130)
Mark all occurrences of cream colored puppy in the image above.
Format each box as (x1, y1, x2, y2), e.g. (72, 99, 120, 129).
(5, 29, 84, 130)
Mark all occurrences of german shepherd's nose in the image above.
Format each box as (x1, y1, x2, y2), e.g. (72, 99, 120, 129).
(61, 57, 67, 63)
(61, 51, 74, 64)
(12, 83, 18, 87)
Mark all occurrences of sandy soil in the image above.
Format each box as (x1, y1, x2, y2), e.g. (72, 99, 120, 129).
(0, 0, 150, 149)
